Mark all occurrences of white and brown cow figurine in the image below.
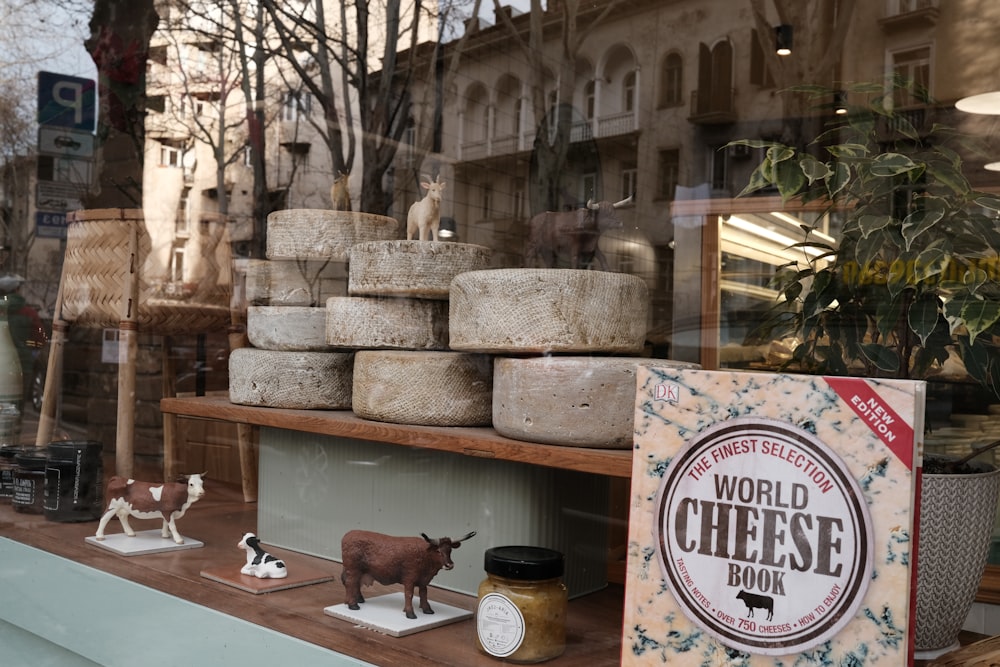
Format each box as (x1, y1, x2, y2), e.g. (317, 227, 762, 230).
(94, 473, 207, 545)
(238, 532, 288, 579)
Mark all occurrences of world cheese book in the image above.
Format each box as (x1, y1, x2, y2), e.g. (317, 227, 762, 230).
(622, 367, 924, 665)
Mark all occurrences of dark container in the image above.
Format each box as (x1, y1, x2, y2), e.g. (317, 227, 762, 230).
(44, 440, 103, 522)
(0, 446, 18, 501)
(12, 450, 47, 514)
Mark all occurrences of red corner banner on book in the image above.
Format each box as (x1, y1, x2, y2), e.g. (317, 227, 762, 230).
(824, 376, 917, 471)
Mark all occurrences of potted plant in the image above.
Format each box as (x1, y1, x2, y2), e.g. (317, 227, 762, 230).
(730, 83, 1000, 658)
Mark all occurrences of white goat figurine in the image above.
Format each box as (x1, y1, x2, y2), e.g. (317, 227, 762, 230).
(238, 532, 288, 579)
(406, 174, 446, 241)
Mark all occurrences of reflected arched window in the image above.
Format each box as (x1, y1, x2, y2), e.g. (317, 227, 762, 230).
(624, 71, 636, 113)
(695, 40, 733, 116)
(660, 52, 683, 107)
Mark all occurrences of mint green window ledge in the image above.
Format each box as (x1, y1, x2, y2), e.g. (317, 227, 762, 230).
(0, 537, 372, 666)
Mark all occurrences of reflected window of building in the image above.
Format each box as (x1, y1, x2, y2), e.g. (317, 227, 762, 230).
(658, 149, 679, 200)
(892, 45, 932, 106)
(623, 70, 636, 113)
(659, 52, 683, 107)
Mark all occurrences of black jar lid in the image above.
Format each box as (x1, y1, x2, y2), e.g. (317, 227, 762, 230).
(0, 446, 19, 461)
(47, 440, 102, 459)
(15, 450, 48, 470)
(484, 546, 564, 580)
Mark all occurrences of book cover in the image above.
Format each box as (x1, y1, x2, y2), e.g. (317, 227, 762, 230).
(622, 368, 924, 665)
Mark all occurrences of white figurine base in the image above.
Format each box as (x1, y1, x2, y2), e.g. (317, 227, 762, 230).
(324, 592, 473, 637)
(85, 530, 204, 556)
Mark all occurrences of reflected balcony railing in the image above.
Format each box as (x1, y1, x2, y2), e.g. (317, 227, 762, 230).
(460, 110, 638, 160)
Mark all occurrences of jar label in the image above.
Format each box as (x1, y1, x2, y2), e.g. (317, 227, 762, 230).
(477, 592, 526, 658)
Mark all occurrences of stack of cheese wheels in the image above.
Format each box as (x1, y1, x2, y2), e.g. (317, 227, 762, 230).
(450, 268, 692, 448)
(342, 240, 495, 426)
(229, 210, 398, 410)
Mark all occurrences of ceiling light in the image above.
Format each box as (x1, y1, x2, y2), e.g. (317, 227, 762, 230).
(956, 91, 1000, 115)
(775, 25, 793, 56)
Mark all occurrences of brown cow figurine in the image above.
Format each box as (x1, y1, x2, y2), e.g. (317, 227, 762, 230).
(94, 473, 207, 544)
(340, 529, 476, 619)
(525, 194, 634, 270)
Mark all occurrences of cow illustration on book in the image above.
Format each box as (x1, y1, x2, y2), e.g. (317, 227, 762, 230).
(736, 589, 774, 622)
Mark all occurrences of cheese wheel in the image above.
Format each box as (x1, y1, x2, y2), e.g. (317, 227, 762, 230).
(492, 356, 698, 448)
(229, 348, 353, 409)
(243, 259, 347, 306)
(352, 350, 492, 426)
(348, 240, 492, 299)
(449, 269, 648, 353)
(266, 210, 399, 261)
(326, 296, 448, 350)
(247, 306, 330, 351)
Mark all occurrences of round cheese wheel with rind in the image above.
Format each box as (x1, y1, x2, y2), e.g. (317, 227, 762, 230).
(326, 296, 448, 350)
(266, 210, 399, 261)
(492, 356, 699, 448)
(449, 269, 648, 353)
(243, 259, 347, 306)
(352, 350, 492, 426)
(348, 240, 492, 299)
(229, 348, 353, 409)
(247, 306, 331, 351)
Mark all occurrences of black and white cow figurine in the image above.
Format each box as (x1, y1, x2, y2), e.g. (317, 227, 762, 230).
(238, 532, 288, 579)
(94, 473, 206, 544)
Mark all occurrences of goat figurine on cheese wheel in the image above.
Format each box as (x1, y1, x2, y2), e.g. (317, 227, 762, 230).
(406, 174, 446, 241)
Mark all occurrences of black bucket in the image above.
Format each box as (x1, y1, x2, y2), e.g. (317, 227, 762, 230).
(44, 440, 103, 522)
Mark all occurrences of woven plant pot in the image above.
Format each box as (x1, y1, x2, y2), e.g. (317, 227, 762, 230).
(914, 457, 1000, 659)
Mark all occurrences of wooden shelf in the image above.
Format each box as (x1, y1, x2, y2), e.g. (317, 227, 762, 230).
(160, 395, 634, 478)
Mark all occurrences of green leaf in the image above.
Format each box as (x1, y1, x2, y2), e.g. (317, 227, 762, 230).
(908, 292, 942, 346)
(859, 344, 901, 373)
(875, 294, 904, 343)
(925, 159, 972, 195)
(886, 256, 913, 298)
(913, 247, 948, 283)
(767, 145, 795, 164)
(726, 139, 779, 150)
(901, 200, 946, 250)
(828, 162, 851, 197)
(826, 143, 870, 159)
(975, 194, 1000, 212)
(965, 267, 988, 291)
(774, 156, 806, 202)
(737, 163, 773, 197)
(858, 214, 893, 238)
(799, 155, 832, 185)
(869, 152, 918, 177)
(960, 298, 1000, 343)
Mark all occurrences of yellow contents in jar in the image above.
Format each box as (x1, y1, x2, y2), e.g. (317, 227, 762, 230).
(476, 546, 568, 663)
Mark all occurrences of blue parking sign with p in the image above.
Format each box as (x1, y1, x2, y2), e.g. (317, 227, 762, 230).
(38, 71, 96, 131)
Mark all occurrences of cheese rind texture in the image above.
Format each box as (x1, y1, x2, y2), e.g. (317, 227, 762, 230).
(325, 296, 449, 350)
(266, 209, 399, 261)
(492, 356, 699, 447)
(229, 347, 353, 409)
(247, 306, 330, 351)
(449, 269, 648, 353)
(243, 259, 347, 306)
(353, 350, 493, 426)
(349, 240, 492, 299)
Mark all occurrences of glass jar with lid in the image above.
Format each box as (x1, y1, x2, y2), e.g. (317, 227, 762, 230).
(476, 546, 567, 663)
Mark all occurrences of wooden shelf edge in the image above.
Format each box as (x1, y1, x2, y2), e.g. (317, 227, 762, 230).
(160, 395, 634, 478)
